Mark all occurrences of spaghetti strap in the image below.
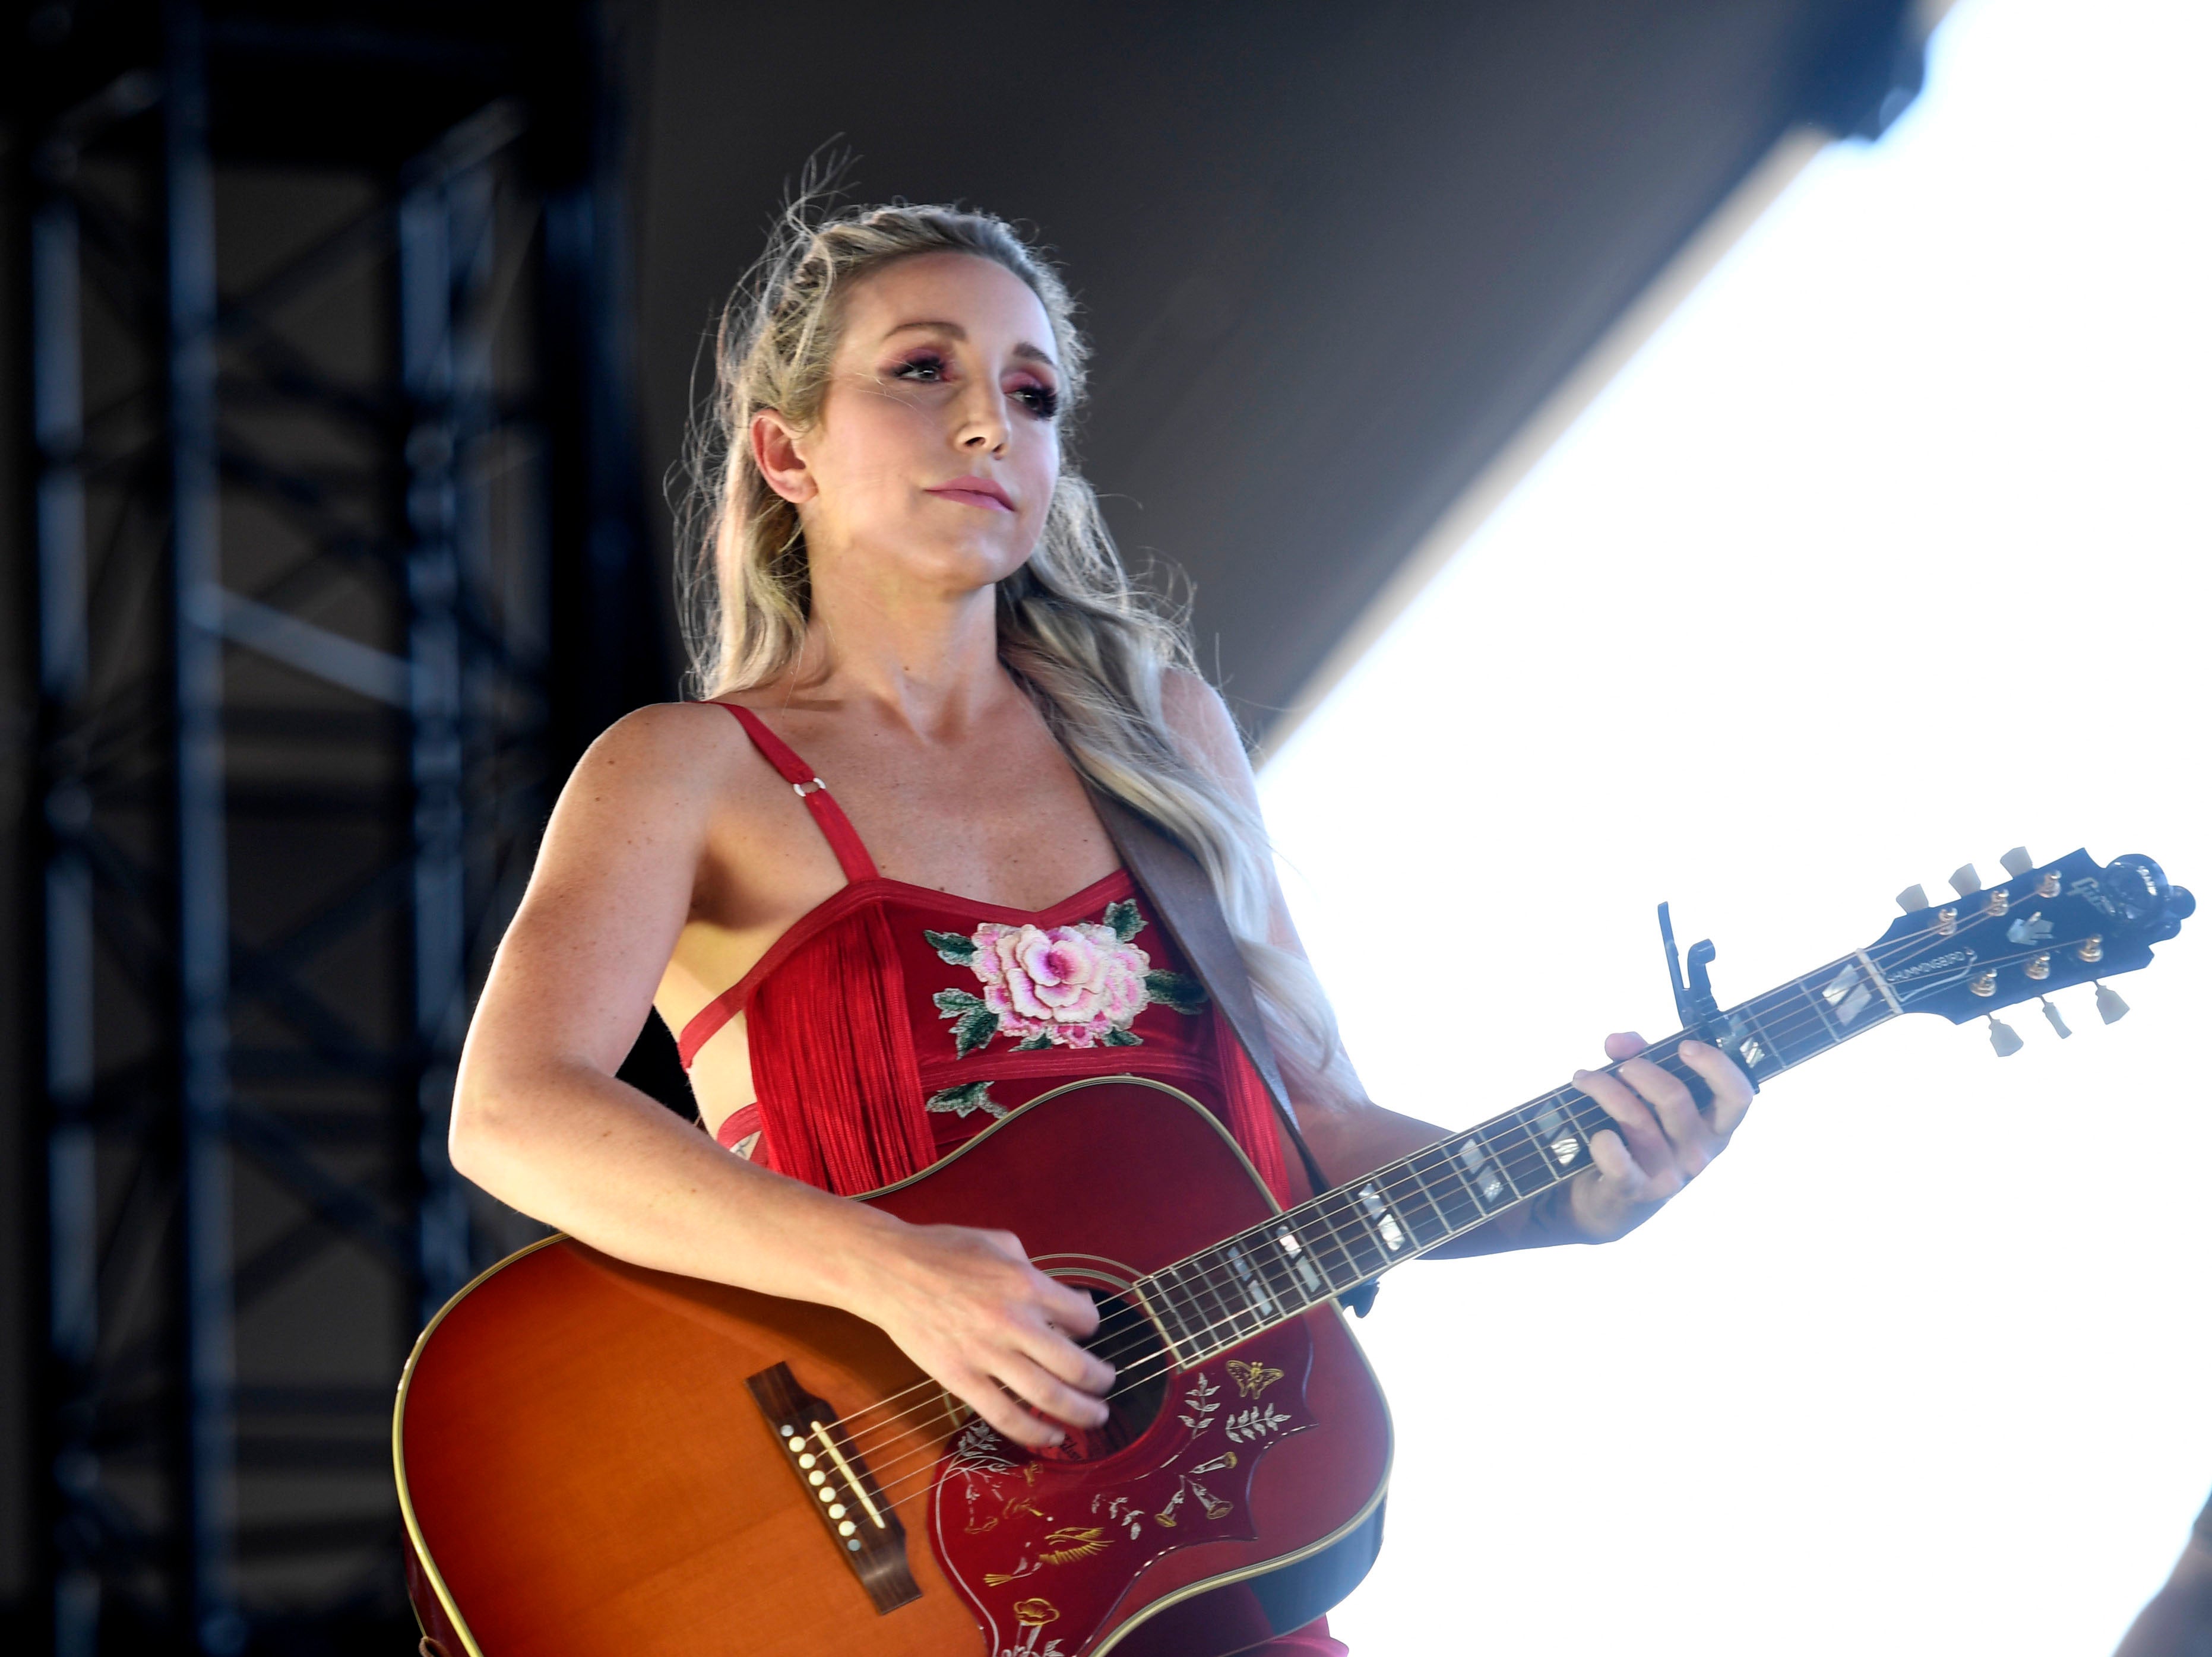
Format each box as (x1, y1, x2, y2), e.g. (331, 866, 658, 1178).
(710, 702, 881, 883)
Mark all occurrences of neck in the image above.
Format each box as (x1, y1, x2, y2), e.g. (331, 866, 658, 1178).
(1137, 945, 1904, 1365)
(781, 562, 1011, 737)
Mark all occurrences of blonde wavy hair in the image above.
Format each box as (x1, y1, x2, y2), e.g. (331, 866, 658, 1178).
(677, 202, 1349, 1109)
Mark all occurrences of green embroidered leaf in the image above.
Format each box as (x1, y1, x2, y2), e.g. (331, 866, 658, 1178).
(925, 1081, 1005, 1120)
(1100, 1027, 1144, 1047)
(952, 1007, 1000, 1058)
(1105, 899, 1145, 943)
(933, 988, 986, 1016)
(1144, 970, 1208, 1015)
(923, 929, 977, 965)
(1011, 1032, 1055, 1052)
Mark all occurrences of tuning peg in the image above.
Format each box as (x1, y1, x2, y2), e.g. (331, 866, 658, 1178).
(1950, 864, 1983, 896)
(2094, 981, 2129, 1024)
(1896, 884, 1931, 914)
(2040, 997, 2072, 1039)
(1999, 847, 2034, 878)
(1986, 1015, 2023, 1057)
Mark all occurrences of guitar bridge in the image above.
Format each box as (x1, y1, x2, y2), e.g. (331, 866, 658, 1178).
(746, 1362, 920, 1614)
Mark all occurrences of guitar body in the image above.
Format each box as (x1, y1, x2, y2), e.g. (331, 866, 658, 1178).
(395, 1078, 1392, 1656)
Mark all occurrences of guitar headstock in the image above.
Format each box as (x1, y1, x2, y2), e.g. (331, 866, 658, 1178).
(1869, 849, 2192, 1038)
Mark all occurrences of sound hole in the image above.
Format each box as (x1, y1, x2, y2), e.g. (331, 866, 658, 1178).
(1040, 1287, 1169, 1463)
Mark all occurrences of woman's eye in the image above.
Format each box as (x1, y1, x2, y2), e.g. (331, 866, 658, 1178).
(891, 353, 947, 382)
(1013, 382, 1061, 420)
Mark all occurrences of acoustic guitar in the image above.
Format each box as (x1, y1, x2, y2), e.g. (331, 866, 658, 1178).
(394, 848, 2189, 1656)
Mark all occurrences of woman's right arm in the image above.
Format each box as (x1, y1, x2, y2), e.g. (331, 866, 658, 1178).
(448, 705, 1109, 1447)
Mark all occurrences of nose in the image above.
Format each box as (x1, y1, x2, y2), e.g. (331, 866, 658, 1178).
(955, 381, 1010, 454)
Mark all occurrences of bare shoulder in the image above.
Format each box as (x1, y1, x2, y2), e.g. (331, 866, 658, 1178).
(544, 701, 784, 854)
(1159, 670, 1259, 802)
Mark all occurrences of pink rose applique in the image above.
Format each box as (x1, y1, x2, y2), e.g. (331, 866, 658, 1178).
(927, 899, 1207, 1057)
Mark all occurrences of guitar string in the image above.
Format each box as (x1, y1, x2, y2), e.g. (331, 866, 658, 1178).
(831, 1025, 1809, 1500)
(820, 905, 2042, 1474)
(831, 956, 1948, 1485)
(821, 905, 1973, 1455)
(848, 1056, 1808, 1516)
(814, 910, 2090, 1486)
(843, 927, 2116, 1515)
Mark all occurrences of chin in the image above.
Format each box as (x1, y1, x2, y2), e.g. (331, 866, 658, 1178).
(901, 527, 1039, 592)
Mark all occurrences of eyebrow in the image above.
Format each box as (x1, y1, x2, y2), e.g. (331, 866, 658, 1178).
(879, 319, 1058, 370)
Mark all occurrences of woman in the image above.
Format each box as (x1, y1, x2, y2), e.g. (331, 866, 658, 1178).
(450, 203, 1753, 1654)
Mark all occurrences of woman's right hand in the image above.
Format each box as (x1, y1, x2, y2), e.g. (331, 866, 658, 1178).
(847, 1220, 1115, 1449)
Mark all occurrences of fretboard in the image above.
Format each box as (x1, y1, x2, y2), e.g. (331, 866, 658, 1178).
(1137, 947, 1902, 1365)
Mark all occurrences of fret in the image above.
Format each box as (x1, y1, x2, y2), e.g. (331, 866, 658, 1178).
(1287, 1191, 1367, 1291)
(1191, 1248, 1264, 1342)
(1787, 972, 1849, 1047)
(1373, 1160, 1454, 1251)
(1501, 1105, 1568, 1194)
(1160, 1259, 1238, 1353)
(1262, 1216, 1329, 1306)
(1247, 1220, 1319, 1314)
(1352, 1180, 1413, 1257)
(1314, 1185, 1392, 1279)
(1448, 1132, 1514, 1212)
(1523, 1092, 1594, 1179)
(1144, 1265, 1202, 1360)
(1406, 1142, 1484, 1233)
(1710, 994, 1792, 1078)
(1218, 1239, 1280, 1326)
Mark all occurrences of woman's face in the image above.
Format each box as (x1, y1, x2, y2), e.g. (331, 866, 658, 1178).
(758, 251, 1064, 598)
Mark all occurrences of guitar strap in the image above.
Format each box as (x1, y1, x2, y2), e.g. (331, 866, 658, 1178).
(1088, 787, 1378, 1315)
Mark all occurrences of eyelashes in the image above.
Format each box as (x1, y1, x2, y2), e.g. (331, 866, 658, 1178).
(888, 351, 1059, 422)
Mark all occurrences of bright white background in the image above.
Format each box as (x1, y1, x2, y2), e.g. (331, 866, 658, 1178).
(1259, 1, 2211, 1650)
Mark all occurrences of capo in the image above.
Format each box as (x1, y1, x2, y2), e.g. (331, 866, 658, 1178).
(1657, 901, 1719, 1031)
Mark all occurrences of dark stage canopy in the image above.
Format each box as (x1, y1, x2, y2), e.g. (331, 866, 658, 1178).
(632, 0, 1928, 739)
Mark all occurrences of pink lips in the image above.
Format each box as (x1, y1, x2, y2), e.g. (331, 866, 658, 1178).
(925, 477, 1015, 513)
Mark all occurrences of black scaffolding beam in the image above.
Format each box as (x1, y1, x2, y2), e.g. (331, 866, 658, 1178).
(13, 4, 658, 1649)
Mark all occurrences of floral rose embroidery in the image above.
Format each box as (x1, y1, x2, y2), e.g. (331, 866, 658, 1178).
(928, 899, 1207, 1058)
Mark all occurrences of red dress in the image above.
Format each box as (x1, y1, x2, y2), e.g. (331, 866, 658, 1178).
(679, 702, 1350, 1657)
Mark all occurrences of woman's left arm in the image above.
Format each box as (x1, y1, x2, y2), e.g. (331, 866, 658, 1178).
(1160, 673, 1754, 1254)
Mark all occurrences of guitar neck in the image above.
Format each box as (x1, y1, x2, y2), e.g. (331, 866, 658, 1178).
(1138, 948, 1904, 1365)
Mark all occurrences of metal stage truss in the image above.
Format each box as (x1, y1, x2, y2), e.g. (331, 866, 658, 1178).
(14, 3, 657, 1650)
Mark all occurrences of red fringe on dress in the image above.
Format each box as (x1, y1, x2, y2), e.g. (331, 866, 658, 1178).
(746, 908, 938, 1196)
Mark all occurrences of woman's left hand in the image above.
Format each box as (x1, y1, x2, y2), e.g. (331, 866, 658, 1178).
(1564, 1032, 1754, 1242)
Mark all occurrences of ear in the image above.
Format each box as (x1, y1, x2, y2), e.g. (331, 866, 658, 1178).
(751, 410, 816, 505)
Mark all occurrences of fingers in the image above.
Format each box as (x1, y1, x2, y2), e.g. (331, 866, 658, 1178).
(993, 1350, 1111, 1434)
(947, 1368, 1064, 1448)
(1572, 1066, 1675, 1186)
(877, 1225, 1116, 1449)
(1034, 1271, 1103, 1342)
(1603, 1029, 1650, 1062)
(1574, 1047, 1732, 1183)
(1676, 1038, 1755, 1138)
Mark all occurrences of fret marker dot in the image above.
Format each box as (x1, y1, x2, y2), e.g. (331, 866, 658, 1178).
(847, 1539, 862, 1552)
(1551, 1135, 1580, 1165)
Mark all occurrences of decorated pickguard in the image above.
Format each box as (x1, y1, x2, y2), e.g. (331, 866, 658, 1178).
(932, 1320, 1315, 1657)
